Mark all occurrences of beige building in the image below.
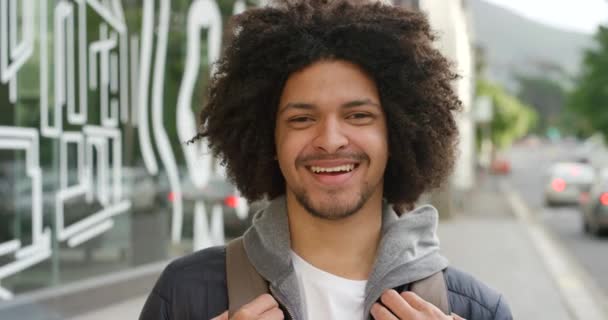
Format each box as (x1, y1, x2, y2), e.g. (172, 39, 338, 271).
(395, 0, 477, 211)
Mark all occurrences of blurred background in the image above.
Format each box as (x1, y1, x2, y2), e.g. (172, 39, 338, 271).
(0, 0, 607, 319)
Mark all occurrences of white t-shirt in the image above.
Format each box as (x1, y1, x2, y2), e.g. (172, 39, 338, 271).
(290, 251, 368, 320)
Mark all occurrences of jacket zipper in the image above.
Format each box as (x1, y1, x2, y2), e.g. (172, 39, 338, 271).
(269, 286, 297, 320)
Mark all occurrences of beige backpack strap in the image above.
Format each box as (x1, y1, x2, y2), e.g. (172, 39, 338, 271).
(226, 237, 269, 316)
(409, 270, 450, 315)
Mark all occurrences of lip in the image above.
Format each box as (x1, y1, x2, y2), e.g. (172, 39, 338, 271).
(303, 159, 360, 167)
(303, 162, 360, 187)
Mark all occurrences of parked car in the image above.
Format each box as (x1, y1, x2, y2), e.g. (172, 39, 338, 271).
(490, 157, 511, 175)
(155, 169, 258, 239)
(573, 133, 608, 167)
(543, 162, 594, 207)
(579, 169, 608, 236)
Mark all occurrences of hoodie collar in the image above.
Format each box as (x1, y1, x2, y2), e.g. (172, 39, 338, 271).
(242, 196, 449, 319)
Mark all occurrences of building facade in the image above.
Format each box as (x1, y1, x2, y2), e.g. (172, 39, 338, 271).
(0, 0, 254, 304)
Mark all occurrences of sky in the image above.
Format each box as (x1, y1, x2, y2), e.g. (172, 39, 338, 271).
(483, 0, 608, 34)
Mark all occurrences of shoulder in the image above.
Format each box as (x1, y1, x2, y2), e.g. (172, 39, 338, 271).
(140, 246, 228, 320)
(153, 246, 226, 291)
(444, 267, 513, 320)
(164, 245, 227, 282)
(155, 245, 227, 296)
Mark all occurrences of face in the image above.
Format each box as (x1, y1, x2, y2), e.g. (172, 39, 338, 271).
(275, 60, 389, 220)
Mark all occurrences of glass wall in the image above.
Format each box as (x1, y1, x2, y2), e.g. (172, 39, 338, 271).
(0, 0, 255, 300)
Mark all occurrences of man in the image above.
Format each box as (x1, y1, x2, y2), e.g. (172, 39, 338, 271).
(140, 0, 513, 319)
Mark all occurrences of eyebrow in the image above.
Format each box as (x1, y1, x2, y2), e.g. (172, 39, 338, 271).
(279, 98, 380, 115)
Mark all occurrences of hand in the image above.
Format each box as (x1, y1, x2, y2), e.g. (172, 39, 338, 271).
(211, 294, 284, 320)
(371, 290, 466, 320)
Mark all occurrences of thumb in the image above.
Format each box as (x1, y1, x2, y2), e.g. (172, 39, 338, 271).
(451, 313, 466, 320)
(211, 310, 229, 320)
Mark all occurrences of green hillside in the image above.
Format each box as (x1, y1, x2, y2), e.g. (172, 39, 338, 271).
(470, 0, 594, 89)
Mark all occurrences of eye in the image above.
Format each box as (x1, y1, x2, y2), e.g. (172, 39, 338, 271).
(287, 116, 315, 128)
(346, 112, 374, 124)
(289, 116, 313, 123)
(348, 113, 370, 119)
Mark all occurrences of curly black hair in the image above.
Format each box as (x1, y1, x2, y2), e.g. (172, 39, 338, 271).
(195, 0, 461, 210)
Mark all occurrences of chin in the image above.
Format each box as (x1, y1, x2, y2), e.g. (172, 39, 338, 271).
(299, 192, 367, 221)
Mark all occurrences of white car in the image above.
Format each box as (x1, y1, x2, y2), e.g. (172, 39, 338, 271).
(579, 168, 608, 236)
(544, 162, 594, 207)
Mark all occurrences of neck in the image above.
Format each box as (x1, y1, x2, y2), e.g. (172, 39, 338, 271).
(286, 191, 383, 280)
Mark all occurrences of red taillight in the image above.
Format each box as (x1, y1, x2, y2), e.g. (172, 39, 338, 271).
(168, 192, 178, 202)
(570, 166, 581, 177)
(580, 192, 590, 204)
(551, 178, 566, 192)
(224, 195, 239, 208)
(600, 193, 608, 206)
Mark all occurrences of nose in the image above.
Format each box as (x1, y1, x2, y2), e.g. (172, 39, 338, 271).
(312, 117, 348, 154)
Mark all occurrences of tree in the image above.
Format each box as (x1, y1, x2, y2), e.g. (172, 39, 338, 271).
(516, 75, 566, 134)
(476, 79, 538, 149)
(567, 26, 608, 139)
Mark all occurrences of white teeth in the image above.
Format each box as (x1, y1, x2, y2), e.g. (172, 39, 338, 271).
(310, 164, 355, 173)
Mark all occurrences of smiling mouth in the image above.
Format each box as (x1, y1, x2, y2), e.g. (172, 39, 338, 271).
(307, 164, 359, 175)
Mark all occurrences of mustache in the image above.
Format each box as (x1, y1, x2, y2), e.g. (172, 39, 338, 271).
(296, 152, 369, 165)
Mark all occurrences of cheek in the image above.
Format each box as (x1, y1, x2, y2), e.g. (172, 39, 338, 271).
(373, 141, 389, 170)
(367, 127, 390, 172)
(275, 132, 304, 171)
(359, 127, 388, 158)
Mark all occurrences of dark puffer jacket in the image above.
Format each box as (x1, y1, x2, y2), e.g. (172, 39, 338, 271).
(139, 246, 513, 320)
(141, 198, 512, 320)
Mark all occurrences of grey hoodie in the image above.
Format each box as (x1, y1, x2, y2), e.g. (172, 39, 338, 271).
(242, 196, 449, 320)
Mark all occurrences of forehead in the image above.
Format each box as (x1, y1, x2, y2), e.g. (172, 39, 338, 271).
(278, 60, 380, 110)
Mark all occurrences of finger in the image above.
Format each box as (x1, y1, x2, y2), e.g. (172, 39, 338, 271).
(380, 289, 416, 317)
(370, 303, 399, 320)
(236, 294, 279, 317)
(258, 307, 285, 320)
(211, 310, 228, 320)
(451, 313, 467, 320)
(400, 291, 434, 312)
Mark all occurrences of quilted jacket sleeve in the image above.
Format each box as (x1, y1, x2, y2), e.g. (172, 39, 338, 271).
(445, 267, 513, 320)
(139, 262, 175, 320)
(138, 246, 229, 320)
(139, 289, 171, 320)
(492, 295, 513, 320)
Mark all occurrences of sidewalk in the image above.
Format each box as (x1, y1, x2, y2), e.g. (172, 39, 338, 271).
(439, 174, 570, 319)
(72, 175, 607, 320)
(439, 174, 607, 320)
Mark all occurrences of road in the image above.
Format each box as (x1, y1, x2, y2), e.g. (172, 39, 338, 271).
(506, 142, 608, 296)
